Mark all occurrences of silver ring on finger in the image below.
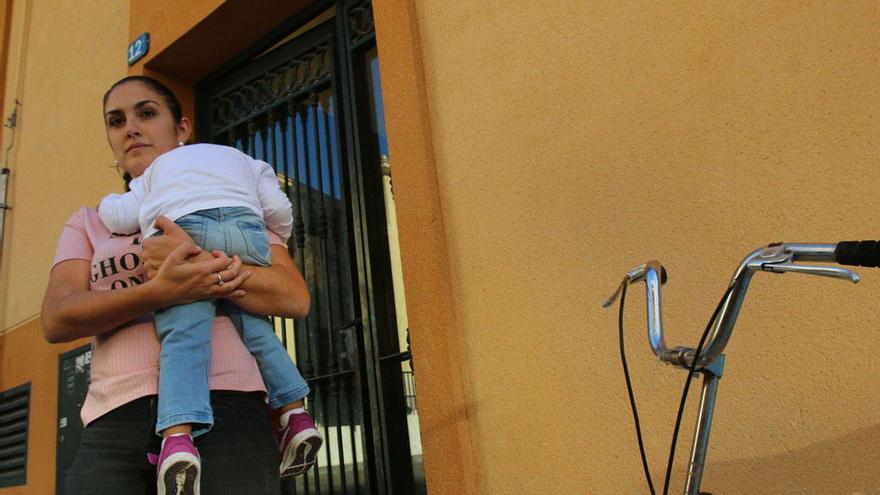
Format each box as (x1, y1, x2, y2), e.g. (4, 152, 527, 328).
(216, 273, 225, 286)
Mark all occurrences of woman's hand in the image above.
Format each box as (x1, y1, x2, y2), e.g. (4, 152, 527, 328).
(142, 215, 248, 285)
(147, 242, 251, 307)
(142, 216, 212, 279)
(144, 215, 309, 318)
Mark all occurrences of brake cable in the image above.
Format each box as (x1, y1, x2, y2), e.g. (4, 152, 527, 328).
(614, 276, 738, 495)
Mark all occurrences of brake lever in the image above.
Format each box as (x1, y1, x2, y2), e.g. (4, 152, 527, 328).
(602, 279, 626, 308)
(602, 264, 652, 308)
(747, 260, 860, 283)
(743, 242, 860, 283)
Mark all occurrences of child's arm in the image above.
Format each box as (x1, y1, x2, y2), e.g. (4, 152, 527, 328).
(98, 176, 146, 235)
(253, 159, 293, 243)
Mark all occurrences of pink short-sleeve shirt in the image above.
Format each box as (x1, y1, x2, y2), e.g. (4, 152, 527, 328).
(51, 207, 269, 426)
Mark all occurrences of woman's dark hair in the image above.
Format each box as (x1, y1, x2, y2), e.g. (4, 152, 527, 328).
(103, 76, 184, 190)
(102, 75, 183, 123)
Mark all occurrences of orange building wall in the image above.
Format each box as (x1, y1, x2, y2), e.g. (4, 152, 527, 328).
(0, 0, 128, 492)
(379, 1, 880, 494)
(10, 1, 876, 494)
(371, 2, 479, 493)
(0, 319, 86, 495)
(0, 0, 14, 121)
(0, 0, 129, 330)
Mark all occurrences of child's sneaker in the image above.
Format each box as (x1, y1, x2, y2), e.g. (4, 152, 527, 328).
(278, 411, 323, 479)
(151, 434, 201, 495)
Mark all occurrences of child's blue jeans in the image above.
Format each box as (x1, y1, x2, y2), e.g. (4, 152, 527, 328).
(153, 207, 309, 436)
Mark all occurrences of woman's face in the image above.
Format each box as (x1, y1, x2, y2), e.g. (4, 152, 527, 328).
(103, 81, 191, 178)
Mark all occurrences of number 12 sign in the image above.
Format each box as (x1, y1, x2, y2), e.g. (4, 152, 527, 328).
(128, 33, 150, 66)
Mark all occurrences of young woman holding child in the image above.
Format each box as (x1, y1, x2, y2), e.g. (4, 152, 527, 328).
(42, 76, 320, 495)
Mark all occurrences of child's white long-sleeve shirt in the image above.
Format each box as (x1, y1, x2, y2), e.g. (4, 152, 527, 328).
(99, 144, 293, 243)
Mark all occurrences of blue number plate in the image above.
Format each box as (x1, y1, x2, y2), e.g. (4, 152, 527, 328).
(127, 33, 150, 66)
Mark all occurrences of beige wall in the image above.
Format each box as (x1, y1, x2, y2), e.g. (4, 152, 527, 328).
(380, 1, 880, 494)
(0, 2, 129, 492)
(0, 0, 129, 331)
(3, 1, 878, 494)
(0, 0, 14, 122)
(373, 3, 482, 492)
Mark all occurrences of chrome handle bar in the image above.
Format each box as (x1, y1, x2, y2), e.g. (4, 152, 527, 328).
(604, 243, 860, 370)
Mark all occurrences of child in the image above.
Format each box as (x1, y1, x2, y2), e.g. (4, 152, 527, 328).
(99, 143, 323, 494)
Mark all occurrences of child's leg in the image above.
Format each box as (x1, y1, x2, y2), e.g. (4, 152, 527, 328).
(219, 301, 318, 457)
(149, 213, 218, 494)
(216, 208, 321, 478)
(215, 207, 310, 407)
(154, 299, 217, 437)
(222, 304, 321, 478)
(219, 302, 310, 409)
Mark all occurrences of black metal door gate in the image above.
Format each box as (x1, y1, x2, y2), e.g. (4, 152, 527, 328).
(197, 1, 424, 494)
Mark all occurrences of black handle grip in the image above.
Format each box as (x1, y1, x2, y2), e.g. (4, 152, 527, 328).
(835, 241, 880, 267)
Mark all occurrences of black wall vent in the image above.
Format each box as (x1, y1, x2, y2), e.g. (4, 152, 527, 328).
(0, 382, 30, 488)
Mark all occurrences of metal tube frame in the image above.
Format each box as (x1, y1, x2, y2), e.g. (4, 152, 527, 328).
(684, 355, 724, 495)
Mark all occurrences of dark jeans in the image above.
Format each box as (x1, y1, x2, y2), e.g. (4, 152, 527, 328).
(64, 391, 281, 495)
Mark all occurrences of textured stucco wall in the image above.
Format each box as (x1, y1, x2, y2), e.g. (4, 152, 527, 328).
(373, 1, 482, 492)
(0, 2, 128, 492)
(3, 1, 878, 493)
(382, 1, 880, 493)
(0, 0, 127, 330)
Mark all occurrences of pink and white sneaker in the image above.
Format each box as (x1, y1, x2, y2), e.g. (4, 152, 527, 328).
(149, 434, 201, 495)
(278, 411, 323, 479)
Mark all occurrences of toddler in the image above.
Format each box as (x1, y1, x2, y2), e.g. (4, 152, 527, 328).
(99, 143, 323, 494)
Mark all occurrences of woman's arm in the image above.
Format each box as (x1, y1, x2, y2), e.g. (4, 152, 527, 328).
(142, 216, 310, 319)
(42, 243, 249, 343)
(234, 244, 310, 318)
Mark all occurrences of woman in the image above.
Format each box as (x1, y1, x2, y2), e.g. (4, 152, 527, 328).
(42, 75, 310, 495)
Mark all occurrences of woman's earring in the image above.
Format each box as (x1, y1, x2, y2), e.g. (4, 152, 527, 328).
(178, 141, 185, 147)
(114, 160, 124, 178)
